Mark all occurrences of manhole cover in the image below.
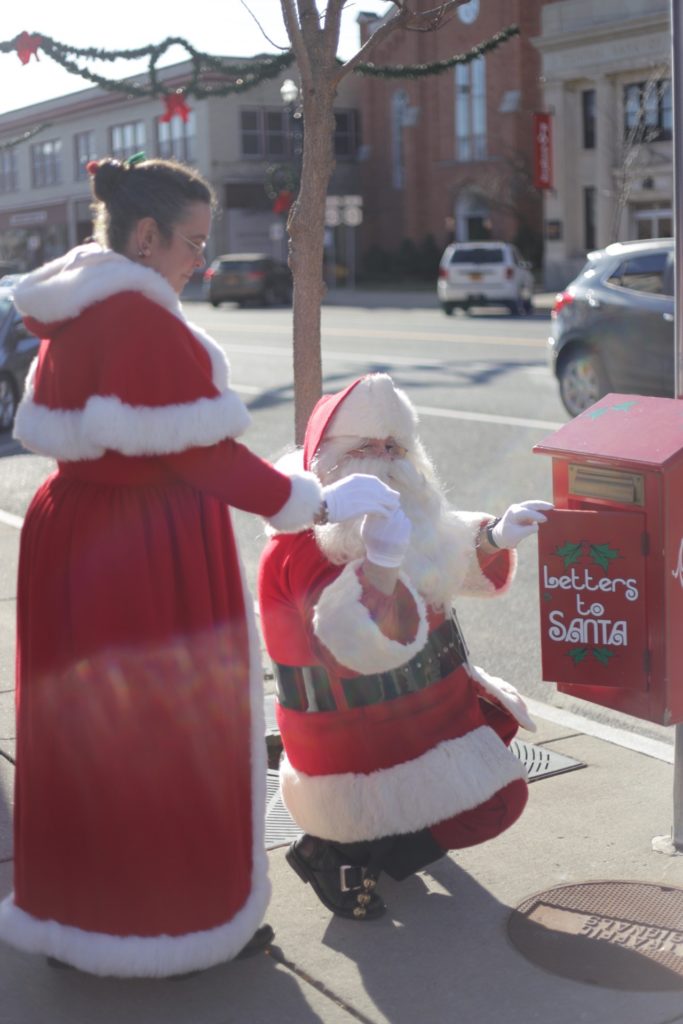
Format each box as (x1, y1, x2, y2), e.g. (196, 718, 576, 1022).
(508, 881, 683, 991)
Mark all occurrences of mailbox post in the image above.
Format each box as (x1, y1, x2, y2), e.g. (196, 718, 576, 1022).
(534, 394, 683, 851)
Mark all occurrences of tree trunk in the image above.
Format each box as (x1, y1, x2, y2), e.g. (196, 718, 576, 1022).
(288, 77, 338, 444)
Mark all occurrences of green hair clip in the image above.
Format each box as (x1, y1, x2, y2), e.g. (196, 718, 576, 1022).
(125, 151, 147, 167)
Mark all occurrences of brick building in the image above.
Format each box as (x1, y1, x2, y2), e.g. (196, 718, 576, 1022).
(355, 0, 544, 274)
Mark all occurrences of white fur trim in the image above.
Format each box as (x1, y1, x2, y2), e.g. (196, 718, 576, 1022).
(15, 245, 234, 396)
(446, 511, 516, 597)
(14, 388, 251, 459)
(313, 560, 429, 673)
(468, 664, 537, 733)
(0, 555, 270, 978)
(266, 471, 323, 532)
(279, 724, 527, 842)
(15, 244, 182, 325)
(326, 374, 418, 450)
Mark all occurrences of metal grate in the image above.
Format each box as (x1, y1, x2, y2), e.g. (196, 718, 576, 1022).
(264, 740, 585, 849)
(508, 881, 683, 991)
(511, 738, 585, 782)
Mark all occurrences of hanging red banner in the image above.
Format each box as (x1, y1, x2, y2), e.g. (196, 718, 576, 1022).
(533, 112, 553, 190)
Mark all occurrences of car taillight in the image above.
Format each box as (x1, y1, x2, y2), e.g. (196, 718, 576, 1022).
(438, 267, 448, 279)
(203, 268, 215, 280)
(505, 266, 514, 279)
(551, 289, 575, 318)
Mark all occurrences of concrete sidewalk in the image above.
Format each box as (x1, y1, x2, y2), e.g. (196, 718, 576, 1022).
(1, 518, 682, 1022)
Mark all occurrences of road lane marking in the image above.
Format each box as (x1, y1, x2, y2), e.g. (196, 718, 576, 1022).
(222, 327, 546, 349)
(231, 384, 564, 432)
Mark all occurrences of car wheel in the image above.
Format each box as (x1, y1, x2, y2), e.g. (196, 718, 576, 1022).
(0, 374, 18, 432)
(441, 303, 455, 316)
(261, 287, 277, 308)
(558, 348, 609, 417)
(508, 294, 525, 316)
(210, 299, 220, 308)
(524, 297, 534, 315)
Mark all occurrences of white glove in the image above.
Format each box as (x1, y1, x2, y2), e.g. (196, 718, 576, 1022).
(361, 509, 412, 568)
(322, 473, 400, 524)
(490, 500, 553, 549)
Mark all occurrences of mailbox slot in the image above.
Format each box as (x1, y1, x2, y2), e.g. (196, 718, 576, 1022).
(568, 464, 645, 506)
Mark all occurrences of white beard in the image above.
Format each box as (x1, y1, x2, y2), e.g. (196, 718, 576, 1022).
(314, 446, 473, 610)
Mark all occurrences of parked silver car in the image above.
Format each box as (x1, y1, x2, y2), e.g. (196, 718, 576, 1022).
(548, 238, 674, 417)
(437, 241, 534, 316)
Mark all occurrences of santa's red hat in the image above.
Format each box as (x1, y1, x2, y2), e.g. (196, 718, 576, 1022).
(303, 374, 419, 471)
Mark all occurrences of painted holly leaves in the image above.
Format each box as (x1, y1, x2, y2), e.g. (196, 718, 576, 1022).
(555, 538, 620, 667)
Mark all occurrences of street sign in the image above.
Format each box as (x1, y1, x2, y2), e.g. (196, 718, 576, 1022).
(325, 195, 363, 227)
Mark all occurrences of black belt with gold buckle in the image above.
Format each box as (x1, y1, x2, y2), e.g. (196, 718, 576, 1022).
(273, 616, 468, 712)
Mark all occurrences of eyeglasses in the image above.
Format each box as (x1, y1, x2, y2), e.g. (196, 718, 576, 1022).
(174, 229, 208, 258)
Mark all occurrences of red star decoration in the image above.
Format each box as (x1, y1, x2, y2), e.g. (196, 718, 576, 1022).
(14, 32, 42, 65)
(160, 92, 192, 123)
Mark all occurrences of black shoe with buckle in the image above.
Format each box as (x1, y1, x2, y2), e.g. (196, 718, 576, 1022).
(286, 835, 386, 920)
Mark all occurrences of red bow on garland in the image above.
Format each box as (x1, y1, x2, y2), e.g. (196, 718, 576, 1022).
(160, 92, 192, 123)
(272, 190, 294, 215)
(14, 31, 42, 65)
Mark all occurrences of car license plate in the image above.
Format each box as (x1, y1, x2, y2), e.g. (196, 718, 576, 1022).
(226, 274, 239, 286)
(469, 272, 483, 281)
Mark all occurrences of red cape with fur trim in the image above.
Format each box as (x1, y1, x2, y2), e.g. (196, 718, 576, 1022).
(0, 247, 321, 977)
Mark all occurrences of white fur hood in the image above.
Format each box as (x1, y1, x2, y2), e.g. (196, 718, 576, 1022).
(13, 244, 252, 459)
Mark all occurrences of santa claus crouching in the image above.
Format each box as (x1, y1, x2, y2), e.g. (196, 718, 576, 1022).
(257, 375, 551, 921)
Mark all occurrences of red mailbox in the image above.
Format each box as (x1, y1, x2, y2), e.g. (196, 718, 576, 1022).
(534, 393, 683, 725)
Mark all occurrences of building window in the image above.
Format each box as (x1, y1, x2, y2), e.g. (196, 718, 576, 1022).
(239, 109, 294, 159)
(74, 130, 96, 181)
(582, 90, 595, 149)
(110, 121, 146, 162)
(455, 57, 487, 161)
(624, 80, 672, 142)
(0, 148, 18, 192)
(391, 90, 408, 189)
(31, 139, 62, 187)
(334, 110, 359, 159)
(584, 186, 596, 251)
(157, 111, 196, 163)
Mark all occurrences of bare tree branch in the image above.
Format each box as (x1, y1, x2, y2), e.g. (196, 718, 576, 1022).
(280, 0, 313, 79)
(239, 0, 289, 51)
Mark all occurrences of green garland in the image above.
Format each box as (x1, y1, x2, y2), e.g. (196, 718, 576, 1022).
(0, 122, 51, 149)
(354, 25, 519, 77)
(0, 26, 519, 100)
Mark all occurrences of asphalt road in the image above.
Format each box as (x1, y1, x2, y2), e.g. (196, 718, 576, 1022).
(0, 299, 674, 746)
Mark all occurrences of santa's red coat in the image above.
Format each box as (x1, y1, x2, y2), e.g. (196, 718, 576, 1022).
(258, 522, 533, 848)
(0, 245, 321, 977)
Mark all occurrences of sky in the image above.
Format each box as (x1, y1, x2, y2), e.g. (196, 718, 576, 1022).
(0, 0, 391, 115)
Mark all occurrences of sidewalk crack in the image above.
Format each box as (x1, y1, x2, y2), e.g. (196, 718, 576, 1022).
(268, 945, 380, 1024)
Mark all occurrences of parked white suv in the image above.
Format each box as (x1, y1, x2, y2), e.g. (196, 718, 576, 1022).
(437, 241, 534, 316)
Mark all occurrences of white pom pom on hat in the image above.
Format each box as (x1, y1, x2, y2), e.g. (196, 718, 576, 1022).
(302, 374, 418, 470)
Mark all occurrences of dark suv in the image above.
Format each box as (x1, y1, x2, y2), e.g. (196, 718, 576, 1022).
(204, 253, 292, 308)
(549, 238, 674, 417)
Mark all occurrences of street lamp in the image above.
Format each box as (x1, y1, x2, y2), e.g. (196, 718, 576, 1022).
(280, 78, 304, 172)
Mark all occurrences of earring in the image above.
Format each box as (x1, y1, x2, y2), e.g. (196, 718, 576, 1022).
(138, 249, 148, 258)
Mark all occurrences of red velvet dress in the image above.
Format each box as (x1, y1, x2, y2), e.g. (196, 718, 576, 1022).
(0, 246, 321, 977)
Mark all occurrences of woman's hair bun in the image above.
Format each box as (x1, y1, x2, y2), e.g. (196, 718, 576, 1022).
(89, 159, 127, 202)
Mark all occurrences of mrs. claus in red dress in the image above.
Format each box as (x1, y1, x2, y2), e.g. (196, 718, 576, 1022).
(0, 195, 397, 976)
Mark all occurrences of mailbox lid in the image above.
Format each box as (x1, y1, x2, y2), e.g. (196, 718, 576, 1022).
(534, 394, 683, 468)
(539, 508, 648, 690)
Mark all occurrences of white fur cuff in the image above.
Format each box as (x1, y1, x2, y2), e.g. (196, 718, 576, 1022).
(266, 471, 323, 533)
(279, 724, 527, 842)
(468, 664, 536, 732)
(313, 561, 429, 674)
